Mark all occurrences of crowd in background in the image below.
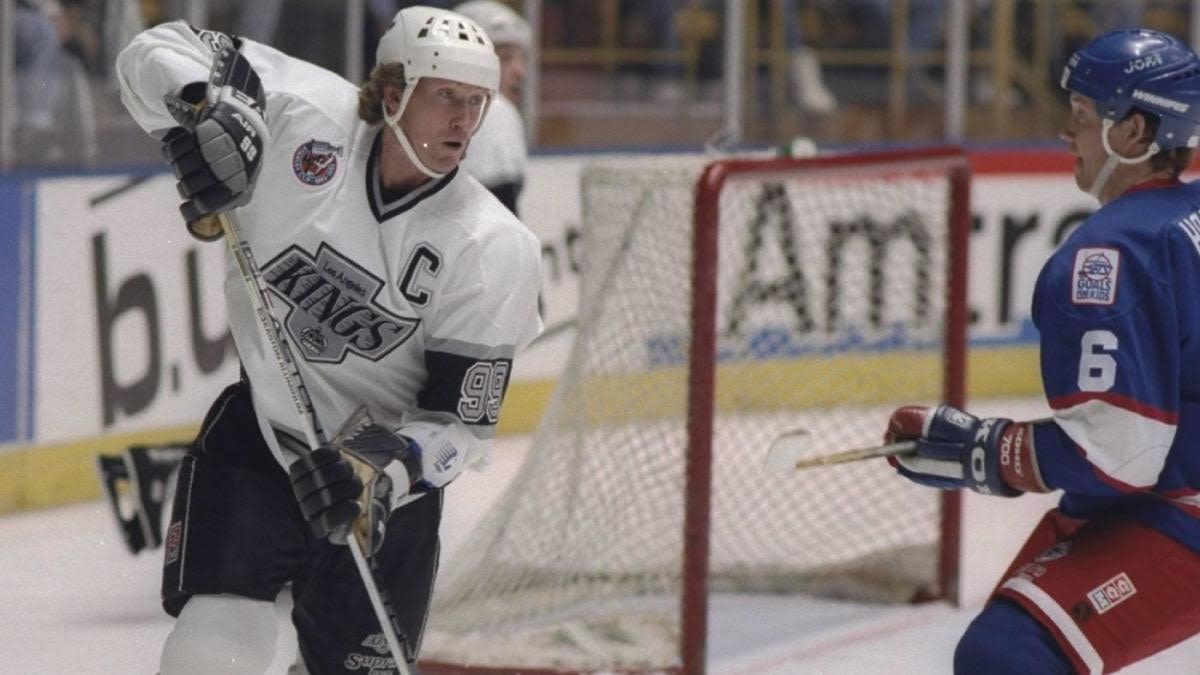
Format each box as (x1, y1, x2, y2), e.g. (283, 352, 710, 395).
(3, 0, 1193, 169)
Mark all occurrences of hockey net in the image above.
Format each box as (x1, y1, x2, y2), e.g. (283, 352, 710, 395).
(421, 148, 970, 674)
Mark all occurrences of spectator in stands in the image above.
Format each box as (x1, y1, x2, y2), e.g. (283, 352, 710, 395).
(1090, 1, 1143, 31)
(14, 0, 64, 150)
(642, 0, 837, 113)
(58, 0, 104, 75)
(14, 0, 118, 166)
(162, 0, 284, 43)
(846, 0, 947, 103)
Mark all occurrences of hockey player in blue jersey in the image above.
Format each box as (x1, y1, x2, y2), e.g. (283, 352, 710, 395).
(885, 29, 1200, 674)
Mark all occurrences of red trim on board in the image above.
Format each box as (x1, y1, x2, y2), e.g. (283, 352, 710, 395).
(968, 149, 1075, 175)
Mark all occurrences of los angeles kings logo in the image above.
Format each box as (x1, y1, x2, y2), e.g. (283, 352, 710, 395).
(263, 244, 419, 363)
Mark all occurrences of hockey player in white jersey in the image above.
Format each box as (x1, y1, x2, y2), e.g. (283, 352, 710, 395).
(96, 0, 536, 557)
(454, 0, 530, 214)
(116, 6, 542, 673)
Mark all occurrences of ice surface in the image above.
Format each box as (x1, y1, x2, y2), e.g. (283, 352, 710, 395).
(1, 432, 1197, 674)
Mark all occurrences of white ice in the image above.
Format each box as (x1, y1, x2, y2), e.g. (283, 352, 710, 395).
(2, 434, 1198, 674)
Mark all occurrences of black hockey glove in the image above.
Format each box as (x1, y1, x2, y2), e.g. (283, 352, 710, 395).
(288, 424, 421, 555)
(161, 45, 268, 240)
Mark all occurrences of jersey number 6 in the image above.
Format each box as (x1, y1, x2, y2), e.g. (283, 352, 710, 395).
(1078, 329, 1118, 392)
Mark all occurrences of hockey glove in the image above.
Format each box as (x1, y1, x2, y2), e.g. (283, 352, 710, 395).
(161, 45, 268, 240)
(288, 424, 417, 555)
(884, 404, 1026, 497)
(287, 420, 471, 554)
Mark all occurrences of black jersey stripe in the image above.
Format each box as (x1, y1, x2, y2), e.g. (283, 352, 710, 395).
(418, 349, 513, 431)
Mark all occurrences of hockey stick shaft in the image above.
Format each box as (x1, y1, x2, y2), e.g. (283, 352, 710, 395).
(792, 440, 917, 469)
(770, 415, 1058, 471)
(215, 213, 413, 673)
(222, 215, 326, 449)
(765, 427, 916, 472)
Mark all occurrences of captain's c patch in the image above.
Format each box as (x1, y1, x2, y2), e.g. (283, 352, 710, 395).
(1072, 247, 1120, 306)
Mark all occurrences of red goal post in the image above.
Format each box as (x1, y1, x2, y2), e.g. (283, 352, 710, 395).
(684, 146, 971, 672)
(422, 146, 972, 675)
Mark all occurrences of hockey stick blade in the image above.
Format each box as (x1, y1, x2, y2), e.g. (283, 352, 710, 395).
(765, 430, 917, 472)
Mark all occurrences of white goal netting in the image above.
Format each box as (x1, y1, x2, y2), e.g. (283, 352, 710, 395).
(422, 151, 968, 673)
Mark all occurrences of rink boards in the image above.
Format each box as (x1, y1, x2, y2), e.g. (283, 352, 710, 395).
(0, 149, 1085, 513)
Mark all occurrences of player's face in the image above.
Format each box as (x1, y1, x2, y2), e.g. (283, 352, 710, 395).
(401, 78, 490, 173)
(496, 44, 528, 102)
(1060, 93, 1105, 191)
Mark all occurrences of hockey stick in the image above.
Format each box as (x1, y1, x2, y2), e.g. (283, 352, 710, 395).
(763, 429, 916, 473)
(210, 211, 414, 674)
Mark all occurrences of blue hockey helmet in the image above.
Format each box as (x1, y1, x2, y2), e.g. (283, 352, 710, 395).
(1062, 28, 1200, 150)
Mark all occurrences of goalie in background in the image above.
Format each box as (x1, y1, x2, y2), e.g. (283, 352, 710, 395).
(882, 29, 1200, 674)
(116, 4, 541, 673)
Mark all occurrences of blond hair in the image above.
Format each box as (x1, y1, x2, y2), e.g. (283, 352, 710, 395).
(357, 63, 407, 125)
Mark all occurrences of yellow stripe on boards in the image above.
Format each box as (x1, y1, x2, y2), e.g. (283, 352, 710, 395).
(0, 346, 1042, 515)
(495, 346, 1043, 428)
(0, 425, 200, 514)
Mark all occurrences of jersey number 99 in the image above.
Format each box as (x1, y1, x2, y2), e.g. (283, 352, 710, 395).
(458, 360, 511, 424)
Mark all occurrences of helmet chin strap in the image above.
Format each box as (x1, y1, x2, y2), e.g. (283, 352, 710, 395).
(381, 85, 496, 181)
(383, 86, 446, 180)
(1090, 118, 1159, 200)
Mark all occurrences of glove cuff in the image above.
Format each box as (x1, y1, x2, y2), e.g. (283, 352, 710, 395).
(965, 418, 1022, 497)
(382, 460, 412, 512)
(397, 421, 472, 489)
(995, 421, 1050, 493)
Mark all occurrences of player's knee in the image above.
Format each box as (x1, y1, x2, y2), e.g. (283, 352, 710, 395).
(159, 594, 277, 675)
(954, 599, 1071, 675)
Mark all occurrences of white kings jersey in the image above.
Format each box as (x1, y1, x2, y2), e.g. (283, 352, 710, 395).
(116, 22, 543, 471)
(460, 92, 526, 189)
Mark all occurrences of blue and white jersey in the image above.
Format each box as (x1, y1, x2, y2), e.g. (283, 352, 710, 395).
(1031, 179, 1200, 552)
